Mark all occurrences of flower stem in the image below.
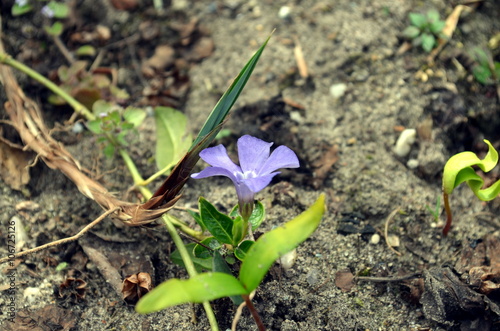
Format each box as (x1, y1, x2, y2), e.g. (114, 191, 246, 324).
(0, 52, 95, 120)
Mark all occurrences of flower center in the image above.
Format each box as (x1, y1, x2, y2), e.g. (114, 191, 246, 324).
(235, 170, 257, 181)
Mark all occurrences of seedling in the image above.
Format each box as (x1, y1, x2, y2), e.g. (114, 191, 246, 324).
(442, 139, 500, 236)
(136, 194, 325, 331)
(470, 48, 500, 85)
(403, 10, 446, 52)
(425, 195, 441, 223)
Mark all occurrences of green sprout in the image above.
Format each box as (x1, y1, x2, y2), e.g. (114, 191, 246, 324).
(425, 195, 441, 223)
(470, 48, 500, 85)
(442, 139, 500, 236)
(136, 194, 325, 330)
(403, 10, 446, 53)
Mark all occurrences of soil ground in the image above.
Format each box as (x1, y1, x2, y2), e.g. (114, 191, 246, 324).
(1, 0, 500, 330)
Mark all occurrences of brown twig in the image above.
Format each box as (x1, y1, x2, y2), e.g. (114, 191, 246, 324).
(384, 207, 402, 256)
(356, 273, 422, 283)
(0, 207, 119, 264)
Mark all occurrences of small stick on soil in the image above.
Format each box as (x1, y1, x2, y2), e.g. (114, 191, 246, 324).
(384, 207, 402, 256)
(0, 207, 119, 264)
(356, 273, 422, 283)
(232, 291, 257, 331)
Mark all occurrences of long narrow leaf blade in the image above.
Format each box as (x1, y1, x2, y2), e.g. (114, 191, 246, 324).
(239, 194, 325, 292)
(135, 272, 247, 314)
(190, 35, 271, 150)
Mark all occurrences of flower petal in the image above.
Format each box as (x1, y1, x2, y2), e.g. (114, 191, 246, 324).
(191, 167, 239, 184)
(237, 135, 273, 173)
(199, 144, 241, 174)
(243, 173, 279, 193)
(258, 146, 299, 175)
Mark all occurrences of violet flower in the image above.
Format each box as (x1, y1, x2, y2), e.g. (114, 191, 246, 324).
(191, 135, 299, 220)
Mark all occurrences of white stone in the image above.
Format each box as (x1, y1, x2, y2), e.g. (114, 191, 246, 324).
(393, 128, 416, 157)
(278, 249, 297, 270)
(407, 158, 419, 169)
(278, 6, 292, 19)
(23, 287, 42, 304)
(329, 83, 347, 98)
(370, 233, 380, 245)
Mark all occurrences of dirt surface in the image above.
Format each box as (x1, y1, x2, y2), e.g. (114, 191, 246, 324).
(1, 0, 500, 330)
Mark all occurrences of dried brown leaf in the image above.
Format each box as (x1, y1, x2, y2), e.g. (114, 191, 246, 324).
(0, 138, 31, 190)
(335, 268, 355, 292)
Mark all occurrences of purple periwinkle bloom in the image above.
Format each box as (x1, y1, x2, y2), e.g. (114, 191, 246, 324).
(191, 135, 299, 220)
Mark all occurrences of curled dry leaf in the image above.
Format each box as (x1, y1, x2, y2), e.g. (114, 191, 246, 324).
(469, 264, 500, 295)
(0, 138, 31, 191)
(122, 272, 153, 303)
(59, 278, 87, 300)
(335, 268, 355, 292)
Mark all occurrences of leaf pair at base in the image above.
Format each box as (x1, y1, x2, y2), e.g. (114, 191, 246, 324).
(136, 194, 325, 314)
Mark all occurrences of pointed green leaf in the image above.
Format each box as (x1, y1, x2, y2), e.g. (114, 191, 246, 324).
(212, 251, 244, 305)
(199, 197, 233, 245)
(402, 26, 421, 39)
(231, 216, 246, 246)
(12, 3, 33, 16)
(136, 272, 247, 314)
(230, 200, 266, 231)
(409, 13, 427, 28)
(171, 243, 213, 272)
(442, 139, 500, 201)
(235, 240, 254, 261)
(190, 35, 271, 150)
(154, 107, 192, 171)
(421, 33, 436, 52)
(123, 107, 146, 128)
(239, 194, 325, 292)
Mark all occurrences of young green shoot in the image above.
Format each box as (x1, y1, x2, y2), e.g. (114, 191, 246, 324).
(442, 139, 500, 236)
(403, 10, 446, 53)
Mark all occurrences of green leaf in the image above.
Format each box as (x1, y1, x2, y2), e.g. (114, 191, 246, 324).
(188, 210, 206, 231)
(409, 12, 427, 28)
(421, 33, 436, 52)
(234, 240, 254, 261)
(194, 237, 222, 259)
(239, 194, 325, 292)
(103, 143, 115, 158)
(442, 139, 500, 201)
(426, 10, 440, 23)
(171, 243, 213, 272)
(402, 26, 421, 39)
(473, 65, 492, 85)
(12, 3, 33, 16)
(136, 272, 247, 314)
(154, 107, 192, 171)
(123, 107, 146, 128)
(199, 197, 234, 245)
(47, 1, 69, 18)
(230, 200, 266, 231)
(212, 251, 244, 305)
(430, 20, 445, 34)
(231, 216, 247, 246)
(76, 45, 96, 57)
(190, 35, 271, 150)
(44, 21, 64, 37)
(86, 120, 102, 134)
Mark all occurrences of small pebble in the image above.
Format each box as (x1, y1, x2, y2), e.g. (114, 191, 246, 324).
(329, 83, 347, 98)
(407, 159, 419, 169)
(279, 249, 297, 270)
(393, 128, 416, 157)
(72, 122, 84, 134)
(23, 287, 42, 304)
(370, 233, 380, 245)
(278, 6, 292, 19)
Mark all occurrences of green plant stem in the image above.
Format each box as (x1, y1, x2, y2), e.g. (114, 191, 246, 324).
(163, 214, 219, 331)
(442, 192, 452, 237)
(0, 52, 95, 120)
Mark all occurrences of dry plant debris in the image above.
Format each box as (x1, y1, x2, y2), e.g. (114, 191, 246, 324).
(122, 272, 153, 304)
